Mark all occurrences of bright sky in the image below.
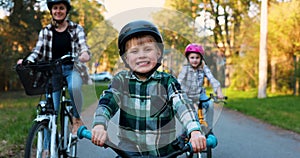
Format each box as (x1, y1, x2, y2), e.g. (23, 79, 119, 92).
(0, 0, 166, 28)
(103, 0, 165, 18)
(102, 0, 166, 30)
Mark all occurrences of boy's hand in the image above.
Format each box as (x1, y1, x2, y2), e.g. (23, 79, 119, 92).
(190, 131, 206, 153)
(92, 125, 107, 147)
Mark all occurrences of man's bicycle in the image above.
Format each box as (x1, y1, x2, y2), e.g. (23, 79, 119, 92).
(187, 93, 227, 158)
(16, 55, 78, 158)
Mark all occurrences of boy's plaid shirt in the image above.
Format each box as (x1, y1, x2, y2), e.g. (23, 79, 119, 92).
(93, 70, 201, 156)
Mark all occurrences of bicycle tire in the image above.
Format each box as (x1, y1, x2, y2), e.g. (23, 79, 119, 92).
(24, 120, 52, 158)
(60, 101, 77, 158)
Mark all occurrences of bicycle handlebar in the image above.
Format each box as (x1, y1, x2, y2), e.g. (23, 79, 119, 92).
(18, 54, 77, 68)
(209, 93, 228, 101)
(77, 126, 218, 158)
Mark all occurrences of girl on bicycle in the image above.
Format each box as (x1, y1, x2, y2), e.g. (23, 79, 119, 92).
(17, 0, 90, 153)
(178, 43, 224, 134)
(91, 20, 206, 157)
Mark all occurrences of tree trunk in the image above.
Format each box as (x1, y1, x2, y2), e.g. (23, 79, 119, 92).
(294, 55, 299, 96)
(271, 58, 276, 93)
(258, 0, 268, 98)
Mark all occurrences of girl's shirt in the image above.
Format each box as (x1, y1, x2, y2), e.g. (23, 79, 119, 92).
(93, 70, 201, 156)
(178, 64, 220, 102)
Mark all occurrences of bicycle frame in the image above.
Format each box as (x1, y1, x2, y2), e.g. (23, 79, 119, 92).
(21, 55, 78, 158)
(33, 85, 74, 158)
(193, 93, 227, 158)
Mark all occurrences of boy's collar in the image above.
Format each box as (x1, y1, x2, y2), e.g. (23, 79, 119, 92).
(127, 71, 162, 81)
(127, 63, 162, 80)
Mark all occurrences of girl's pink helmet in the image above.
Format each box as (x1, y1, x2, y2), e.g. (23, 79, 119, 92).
(184, 43, 205, 58)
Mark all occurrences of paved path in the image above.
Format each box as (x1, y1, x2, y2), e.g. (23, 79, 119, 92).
(77, 103, 300, 158)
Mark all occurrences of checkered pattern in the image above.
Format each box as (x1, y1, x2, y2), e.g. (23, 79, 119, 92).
(27, 20, 90, 62)
(178, 64, 221, 103)
(93, 70, 201, 156)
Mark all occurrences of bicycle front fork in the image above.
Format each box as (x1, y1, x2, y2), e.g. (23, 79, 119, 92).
(49, 115, 58, 158)
(198, 108, 208, 127)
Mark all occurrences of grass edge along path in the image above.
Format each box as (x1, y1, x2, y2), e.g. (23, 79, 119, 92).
(224, 89, 300, 134)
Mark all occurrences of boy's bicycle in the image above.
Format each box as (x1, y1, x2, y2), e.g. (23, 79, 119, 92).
(75, 95, 225, 158)
(187, 93, 227, 158)
(77, 126, 218, 158)
(16, 55, 78, 158)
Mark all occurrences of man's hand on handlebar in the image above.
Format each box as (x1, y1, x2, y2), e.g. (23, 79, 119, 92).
(189, 131, 206, 153)
(92, 125, 108, 147)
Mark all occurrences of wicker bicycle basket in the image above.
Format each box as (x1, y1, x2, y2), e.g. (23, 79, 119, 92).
(16, 62, 63, 95)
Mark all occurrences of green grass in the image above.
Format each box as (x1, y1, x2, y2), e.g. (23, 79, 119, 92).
(1, 86, 299, 157)
(0, 82, 108, 157)
(224, 89, 300, 133)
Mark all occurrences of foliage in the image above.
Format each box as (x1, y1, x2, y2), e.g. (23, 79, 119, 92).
(0, 0, 105, 92)
(229, 14, 260, 90)
(1, 0, 300, 95)
(70, 0, 104, 34)
(226, 0, 300, 94)
(163, 0, 263, 90)
(0, 0, 46, 92)
(87, 20, 119, 73)
(267, 0, 300, 93)
(151, 7, 210, 75)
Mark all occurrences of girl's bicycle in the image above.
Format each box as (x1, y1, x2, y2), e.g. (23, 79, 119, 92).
(187, 93, 227, 158)
(16, 55, 78, 158)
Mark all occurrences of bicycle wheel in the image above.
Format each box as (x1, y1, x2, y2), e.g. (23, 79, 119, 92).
(60, 101, 77, 158)
(24, 120, 50, 158)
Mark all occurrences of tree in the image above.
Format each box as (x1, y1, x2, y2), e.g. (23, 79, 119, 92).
(70, 0, 104, 34)
(268, 0, 300, 95)
(87, 20, 119, 73)
(163, 0, 262, 87)
(0, 0, 105, 91)
(151, 7, 207, 75)
(0, 0, 45, 91)
(258, 0, 268, 98)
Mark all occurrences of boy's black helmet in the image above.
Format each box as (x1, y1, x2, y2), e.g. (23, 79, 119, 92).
(47, 0, 71, 12)
(118, 20, 164, 57)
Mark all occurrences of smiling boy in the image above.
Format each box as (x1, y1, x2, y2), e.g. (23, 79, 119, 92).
(91, 20, 206, 157)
